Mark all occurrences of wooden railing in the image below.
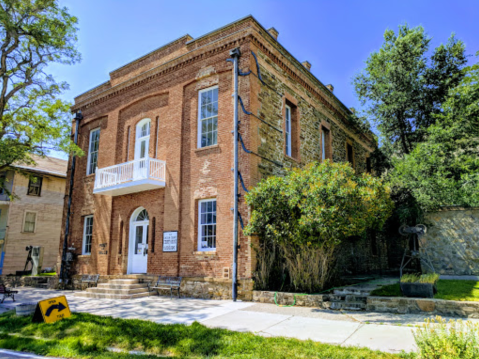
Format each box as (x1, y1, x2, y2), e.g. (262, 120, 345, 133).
(94, 158, 166, 190)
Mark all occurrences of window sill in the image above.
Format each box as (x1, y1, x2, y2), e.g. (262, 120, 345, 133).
(195, 145, 219, 153)
(193, 250, 216, 256)
(78, 254, 91, 258)
(284, 154, 300, 164)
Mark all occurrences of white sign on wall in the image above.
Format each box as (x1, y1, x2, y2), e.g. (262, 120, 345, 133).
(163, 231, 178, 252)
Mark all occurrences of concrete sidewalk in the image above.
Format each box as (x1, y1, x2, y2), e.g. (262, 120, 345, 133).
(4, 287, 477, 354)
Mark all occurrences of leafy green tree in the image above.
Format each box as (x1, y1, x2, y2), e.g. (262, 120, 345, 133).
(353, 24, 467, 155)
(244, 161, 393, 292)
(392, 61, 479, 210)
(0, 0, 80, 190)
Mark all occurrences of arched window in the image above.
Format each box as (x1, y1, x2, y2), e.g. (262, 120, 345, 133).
(134, 209, 149, 222)
(135, 118, 151, 161)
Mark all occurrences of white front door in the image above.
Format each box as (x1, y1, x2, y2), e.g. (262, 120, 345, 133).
(129, 208, 149, 274)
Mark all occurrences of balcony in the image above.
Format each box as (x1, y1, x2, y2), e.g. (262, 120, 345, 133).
(93, 158, 166, 196)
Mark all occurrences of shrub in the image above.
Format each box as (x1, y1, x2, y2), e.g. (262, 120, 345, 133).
(245, 161, 393, 292)
(414, 316, 479, 358)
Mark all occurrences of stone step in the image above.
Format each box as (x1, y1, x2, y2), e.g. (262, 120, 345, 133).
(86, 287, 149, 295)
(97, 283, 148, 290)
(74, 291, 150, 300)
(333, 288, 370, 296)
(108, 279, 140, 285)
(327, 295, 368, 302)
(330, 301, 366, 311)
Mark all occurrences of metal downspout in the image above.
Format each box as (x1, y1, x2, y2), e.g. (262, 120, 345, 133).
(230, 48, 241, 301)
(59, 111, 82, 284)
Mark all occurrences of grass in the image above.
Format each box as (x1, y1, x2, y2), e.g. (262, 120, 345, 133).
(0, 311, 413, 359)
(370, 280, 479, 302)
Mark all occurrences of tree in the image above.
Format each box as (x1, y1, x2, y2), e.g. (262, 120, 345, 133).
(244, 161, 393, 292)
(353, 24, 467, 156)
(0, 0, 80, 191)
(391, 61, 479, 210)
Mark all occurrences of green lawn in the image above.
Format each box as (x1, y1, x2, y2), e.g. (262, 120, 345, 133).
(0, 311, 412, 359)
(370, 280, 479, 302)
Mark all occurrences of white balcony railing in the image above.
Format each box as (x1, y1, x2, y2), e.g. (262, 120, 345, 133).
(93, 158, 166, 196)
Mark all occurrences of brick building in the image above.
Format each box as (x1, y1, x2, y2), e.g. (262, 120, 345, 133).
(0, 155, 67, 275)
(63, 16, 375, 299)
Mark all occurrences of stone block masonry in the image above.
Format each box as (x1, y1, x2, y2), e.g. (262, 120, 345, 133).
(60, 16, 376, 299)
(421, 207, 479, 276)
(367, 296, 479, 318)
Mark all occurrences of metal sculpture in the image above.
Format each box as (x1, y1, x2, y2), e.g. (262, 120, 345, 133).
(23, 245, 34, 272)
(399, 224, 435, 277)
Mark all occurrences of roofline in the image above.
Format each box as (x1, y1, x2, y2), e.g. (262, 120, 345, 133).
(185, 14, 255, 45)
(110, 34, 193, 74)
(12, 165, 67, 178)
(72, 15, 368, 138)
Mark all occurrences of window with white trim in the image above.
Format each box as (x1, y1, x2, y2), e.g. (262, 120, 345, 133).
(83, 215, 93, 255)
(87, 128, 100, 175)
(198, 199, 216, 251)
(285, 104, 292, 156)
(198, 87, 218, 148)
(135, 119, 151, 162)
(23, 211, 37, 233)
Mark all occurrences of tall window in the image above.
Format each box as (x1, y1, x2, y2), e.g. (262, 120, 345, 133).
(87, 128, 100, 175)
(83, 215, 93, 255)
(321, 127, 331, 161)
(27, 176, 43, 196)
(366, 157, 372, 173)
(135, 119, 151, 162)
(198, 86, 218, 148)
(0, 174, 5, 195)
(285, 105, 292, 157)
(23, 211, 37, 233)
(198, 199, 216, 251)
(347, 143, 354, 167)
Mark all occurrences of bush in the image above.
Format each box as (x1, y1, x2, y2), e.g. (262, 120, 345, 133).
(414, 316, 479, 358)
(245, 161, 393, 292)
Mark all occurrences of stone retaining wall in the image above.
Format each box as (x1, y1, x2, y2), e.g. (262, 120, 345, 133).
(0, 275, 58, 289)
(71, 274, 254, 301)
(253, 290, 331, 308)
(367, 296, 479, 318)
(422, 207, 479, 275)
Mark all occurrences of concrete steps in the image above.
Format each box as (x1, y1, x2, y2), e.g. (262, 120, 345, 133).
(74, 278, 150, 300)
(327, 288, 370, 311)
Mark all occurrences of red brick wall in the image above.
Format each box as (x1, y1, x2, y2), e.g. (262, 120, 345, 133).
(61, 27, 254, 280)
(60, 17, 375, 287)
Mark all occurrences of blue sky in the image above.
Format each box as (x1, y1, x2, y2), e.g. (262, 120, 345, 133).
(50, 0, 479, 158)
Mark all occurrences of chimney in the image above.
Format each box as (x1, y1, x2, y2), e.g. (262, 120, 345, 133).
(302, 61, 311, 71)
(326, 84, 334, 92)
(268, 27, 279, 40)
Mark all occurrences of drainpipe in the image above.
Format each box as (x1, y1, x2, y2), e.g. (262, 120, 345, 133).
(59, 110, 83, 284)
(230, 48, 241, 301)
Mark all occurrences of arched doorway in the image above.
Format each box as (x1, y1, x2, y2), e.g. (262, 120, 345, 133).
(128, 207, 149, 274)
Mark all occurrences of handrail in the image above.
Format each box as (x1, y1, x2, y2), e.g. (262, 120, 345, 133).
(94, 158, 166, 190)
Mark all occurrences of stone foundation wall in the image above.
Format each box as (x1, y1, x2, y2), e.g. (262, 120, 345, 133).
(422, 207, 479, 275)
(253, 290, 331, 308)
(71, 274, 254, 301)
(367, 296, 479, 318)
(0, 275, 58, 289)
